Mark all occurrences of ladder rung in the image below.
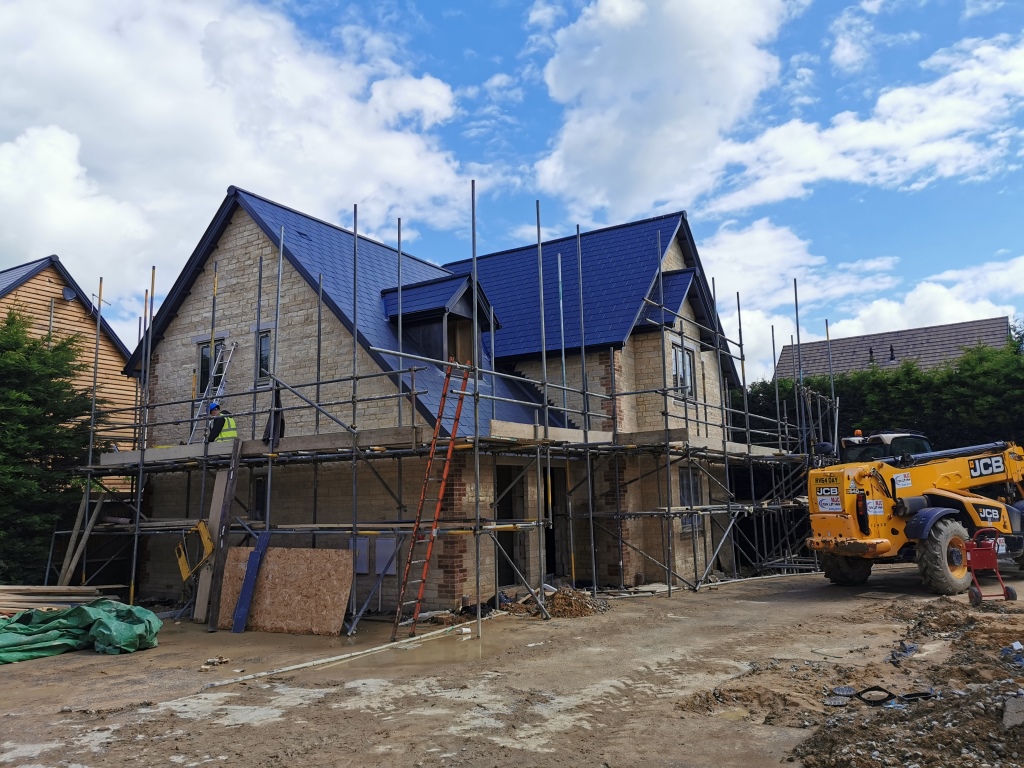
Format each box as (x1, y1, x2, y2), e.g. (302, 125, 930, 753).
(402, 600, 419, 605)
(410, 559, 426, 565)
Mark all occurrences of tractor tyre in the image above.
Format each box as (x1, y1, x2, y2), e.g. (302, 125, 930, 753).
(917, 518, 972, 596)
(821, 553, 873, 586)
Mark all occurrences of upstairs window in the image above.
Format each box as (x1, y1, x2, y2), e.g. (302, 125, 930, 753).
(198, 339, 226, 396)
(672, 344, 696, 399)
(258, 331, 272, 381)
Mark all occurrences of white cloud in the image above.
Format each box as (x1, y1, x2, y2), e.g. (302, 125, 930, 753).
(699, 218, 898, 315)
(827, 281, 1013, 337)
(698, 218, 899, 377)
(964, 0, 1006, 19)
(830, 7, 876, 73)
(0, 0, 472, 343)
(829, 3, 922, 74)
(707, 33, 1024, 213)
(535, 0, 791, 223)
(484, 73, 524, 103)
(527, 0, 566, 30)
(783, 53, 819, 107)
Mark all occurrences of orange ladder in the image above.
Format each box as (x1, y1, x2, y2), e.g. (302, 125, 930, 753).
(390, 362, 471, 641)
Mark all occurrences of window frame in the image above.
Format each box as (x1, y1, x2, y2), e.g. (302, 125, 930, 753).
(197, 338, 227, 397)
(257, 330, 272, 385)
(678, 467, 704, 535)
(671, 343, 697, 400)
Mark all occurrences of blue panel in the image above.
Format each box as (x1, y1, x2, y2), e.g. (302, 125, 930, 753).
(445, 213, 683, 359)
(904, 507, 958, 540)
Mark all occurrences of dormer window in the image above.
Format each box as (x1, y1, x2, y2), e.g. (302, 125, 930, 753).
(381, 274, 499, 367)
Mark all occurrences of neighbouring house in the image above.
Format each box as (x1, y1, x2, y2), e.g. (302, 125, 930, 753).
(774, 317, 1011, 380)
(0, 255, 135, 450)
(105, 187, 777, 616)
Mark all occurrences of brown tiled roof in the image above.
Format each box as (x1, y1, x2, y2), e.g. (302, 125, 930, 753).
(774, 317, 1010, 380)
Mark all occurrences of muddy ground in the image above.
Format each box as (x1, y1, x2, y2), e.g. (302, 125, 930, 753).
(5, 564, 1024, 767)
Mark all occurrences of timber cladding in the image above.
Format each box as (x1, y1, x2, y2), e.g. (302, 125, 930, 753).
(0, 264, 136, 450)
(217, 546, 353, 635)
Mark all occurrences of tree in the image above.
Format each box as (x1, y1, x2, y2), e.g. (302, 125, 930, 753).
(0, 310, 93, 584)
(744, 337, 1024, 452)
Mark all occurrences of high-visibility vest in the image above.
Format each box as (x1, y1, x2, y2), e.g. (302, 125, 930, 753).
(216, 414, 238, 442)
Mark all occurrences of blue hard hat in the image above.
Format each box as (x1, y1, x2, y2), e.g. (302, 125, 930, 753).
(209, 402, 220, 412)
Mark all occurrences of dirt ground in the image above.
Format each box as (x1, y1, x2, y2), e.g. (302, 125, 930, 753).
(6, 564, 1024, 767)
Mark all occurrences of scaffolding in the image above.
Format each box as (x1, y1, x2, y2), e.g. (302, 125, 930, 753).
(55, 188, 841, 639)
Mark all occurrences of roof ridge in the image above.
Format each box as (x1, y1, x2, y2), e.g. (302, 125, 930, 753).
(444, 210, 685, 267)
(0, 254, 53, 278)
(783, 316, 1009, 347)
(381, 273, 469, 295)
(229, 186, 451, 274)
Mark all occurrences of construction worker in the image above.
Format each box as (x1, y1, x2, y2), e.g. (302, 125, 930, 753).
(207, 402, 237, 443)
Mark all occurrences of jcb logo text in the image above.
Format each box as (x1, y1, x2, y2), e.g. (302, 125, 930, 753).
(969, 456, 1005, 478)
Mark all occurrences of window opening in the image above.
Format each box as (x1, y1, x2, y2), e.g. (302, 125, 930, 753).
(258, 331, 272, 381)
(672, 344, 696, 399)
(198, 339, 226, 395)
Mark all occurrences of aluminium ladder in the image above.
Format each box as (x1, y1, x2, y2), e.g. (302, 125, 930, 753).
(188, 342, 237, 444)
(391, 362, 471, 641)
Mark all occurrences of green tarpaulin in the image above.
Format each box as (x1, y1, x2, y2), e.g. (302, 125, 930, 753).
(0, 598, 162, 664)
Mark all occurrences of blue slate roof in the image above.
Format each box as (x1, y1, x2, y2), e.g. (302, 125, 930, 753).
(381, 273, 498, 328)
(128, 187, 561, 436)
(382, 275, 468, 319)
(0, 255, 129, 359)
(445, 213, 683, 359)
(635, 270, 694, 329)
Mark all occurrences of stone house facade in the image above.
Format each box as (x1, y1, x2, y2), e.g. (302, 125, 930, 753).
(122, 187, 746, 609)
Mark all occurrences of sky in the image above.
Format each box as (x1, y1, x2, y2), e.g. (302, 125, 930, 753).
(1, 0, 1022, 380)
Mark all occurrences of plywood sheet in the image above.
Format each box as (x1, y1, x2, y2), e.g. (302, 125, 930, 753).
(217, 547, 353, 635)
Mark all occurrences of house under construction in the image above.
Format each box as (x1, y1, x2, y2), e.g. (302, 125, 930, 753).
(65, 185, 833, 635)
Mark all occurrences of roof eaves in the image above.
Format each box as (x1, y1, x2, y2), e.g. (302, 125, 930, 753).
(622, 218, 684, 345)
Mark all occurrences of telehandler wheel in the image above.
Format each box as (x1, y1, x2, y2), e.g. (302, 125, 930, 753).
(916, 517, 972, 595)
(821, 553, 873, 586)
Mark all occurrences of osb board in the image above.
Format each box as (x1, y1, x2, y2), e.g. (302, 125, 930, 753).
(217, 547, 353, 635)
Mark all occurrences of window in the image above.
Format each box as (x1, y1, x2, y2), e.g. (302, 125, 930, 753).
(258, 331, 272, 381)
(198, 340, 226, 396)
(672, 344, 696, 399)
(679, 468, 703, 535)
(679, 468, 703, 507)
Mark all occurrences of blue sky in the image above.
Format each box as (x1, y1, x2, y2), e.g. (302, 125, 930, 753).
(0, 0, 1022, 378)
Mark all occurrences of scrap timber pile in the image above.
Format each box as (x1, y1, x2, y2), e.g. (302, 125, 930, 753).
(0, 586, 118, 616)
